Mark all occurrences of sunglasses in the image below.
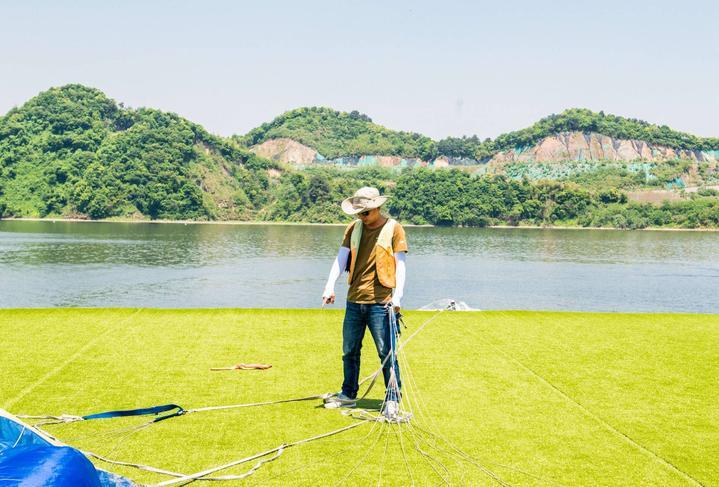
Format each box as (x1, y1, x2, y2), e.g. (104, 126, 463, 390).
(359, 210, 371, 217)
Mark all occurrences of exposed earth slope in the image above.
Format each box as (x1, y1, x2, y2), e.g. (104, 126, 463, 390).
(490, 132, 719, 164)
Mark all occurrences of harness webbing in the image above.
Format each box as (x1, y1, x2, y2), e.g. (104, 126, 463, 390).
(82, 404, 185, 422)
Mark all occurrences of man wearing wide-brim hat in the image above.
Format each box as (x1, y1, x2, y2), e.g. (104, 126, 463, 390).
(322, 187, 408, 411)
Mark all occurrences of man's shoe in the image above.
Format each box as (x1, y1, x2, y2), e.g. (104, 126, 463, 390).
(323, 392, 357, 409)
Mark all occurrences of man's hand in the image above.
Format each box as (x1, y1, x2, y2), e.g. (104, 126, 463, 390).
(322, 293, 336, 306)
(391, 296, 401, 314)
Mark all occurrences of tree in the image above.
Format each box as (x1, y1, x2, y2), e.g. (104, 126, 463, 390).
(304, 174, 331, 204)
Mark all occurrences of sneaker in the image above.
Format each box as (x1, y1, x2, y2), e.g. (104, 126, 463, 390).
(323, 392, 357, 409)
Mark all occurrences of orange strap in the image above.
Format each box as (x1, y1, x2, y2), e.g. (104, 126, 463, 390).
(210, 363, 272, 371)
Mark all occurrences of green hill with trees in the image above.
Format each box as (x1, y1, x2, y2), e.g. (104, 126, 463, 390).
(237, 106, 437, 160)
(241, 107, 719, 161)
(0, 85, 717, 228)
(441, 108, 719, 160)
(0, 84, 272, 220)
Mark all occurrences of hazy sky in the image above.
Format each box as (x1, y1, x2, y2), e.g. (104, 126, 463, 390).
(2, 0, 717, 140)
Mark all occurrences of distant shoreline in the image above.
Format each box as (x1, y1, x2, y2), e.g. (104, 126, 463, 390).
(3, 217, 719, 232)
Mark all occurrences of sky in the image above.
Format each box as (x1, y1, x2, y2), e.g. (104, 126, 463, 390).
(1, 0, 717, 140)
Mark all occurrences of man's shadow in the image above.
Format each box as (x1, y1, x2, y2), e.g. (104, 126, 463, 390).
(355, 398, 383, 410)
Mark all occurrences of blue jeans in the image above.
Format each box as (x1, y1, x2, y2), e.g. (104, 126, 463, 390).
(341, 301, 401, 400)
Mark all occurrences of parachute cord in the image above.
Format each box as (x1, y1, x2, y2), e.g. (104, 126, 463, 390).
(153, 420, 369, 486)
(20, 308, 448, 425)
(355, 306, 448, 401)
(186, 393, 333, 414)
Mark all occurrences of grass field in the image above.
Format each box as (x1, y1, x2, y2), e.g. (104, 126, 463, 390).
(1, 309, 717, 486)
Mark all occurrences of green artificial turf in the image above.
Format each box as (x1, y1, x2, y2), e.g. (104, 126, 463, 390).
(1, 309, 717, 486)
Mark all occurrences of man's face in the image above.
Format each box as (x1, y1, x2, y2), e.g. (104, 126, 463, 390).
(358, 207, 381, 225)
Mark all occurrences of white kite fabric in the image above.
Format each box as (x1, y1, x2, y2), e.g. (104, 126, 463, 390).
(417, 298, 477, 311)
(15, 301, 558, 486)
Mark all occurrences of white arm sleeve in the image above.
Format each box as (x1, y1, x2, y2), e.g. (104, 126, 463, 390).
(392, 252, 407, 307)
(323, 246, 350, 298)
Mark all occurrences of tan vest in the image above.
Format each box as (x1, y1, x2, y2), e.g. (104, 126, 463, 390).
(347, 218, 397, 289)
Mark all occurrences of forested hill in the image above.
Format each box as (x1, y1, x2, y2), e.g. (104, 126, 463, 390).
(1, 85, 717, 228)
(242, 107, 719, 162)
(481, 108, 719, 158)
(237, 107, 437, 160)
(0, 84, 272, 219)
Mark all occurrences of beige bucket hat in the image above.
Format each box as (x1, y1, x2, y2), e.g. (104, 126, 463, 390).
(341, 186, 390, 215)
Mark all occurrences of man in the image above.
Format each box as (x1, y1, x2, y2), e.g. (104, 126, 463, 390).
(322, 186, 408, 412)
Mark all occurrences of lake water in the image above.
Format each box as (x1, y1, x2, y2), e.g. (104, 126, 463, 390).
(0, 220, 717, 313)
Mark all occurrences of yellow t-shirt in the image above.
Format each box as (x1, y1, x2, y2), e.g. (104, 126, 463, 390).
(341, 218, 408, 304)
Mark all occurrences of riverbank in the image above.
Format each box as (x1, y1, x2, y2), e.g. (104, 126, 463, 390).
(3, 217, 719, 232)
(3, 308, 717, 485)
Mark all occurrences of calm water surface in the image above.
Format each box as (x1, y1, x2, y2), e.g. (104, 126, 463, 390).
(0, 220, 717, 312)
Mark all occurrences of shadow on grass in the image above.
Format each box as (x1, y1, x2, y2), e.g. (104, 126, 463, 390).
(313, 398, 384, 410)
(356, 398, 383, 410)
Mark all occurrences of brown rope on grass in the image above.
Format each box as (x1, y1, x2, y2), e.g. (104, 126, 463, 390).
(210, 363, 272, 371)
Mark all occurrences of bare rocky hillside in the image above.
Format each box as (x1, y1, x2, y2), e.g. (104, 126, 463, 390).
(490, 132, 719, 165)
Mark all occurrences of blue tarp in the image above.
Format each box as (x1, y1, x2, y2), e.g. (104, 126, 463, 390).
(0, 410, 134, 486)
